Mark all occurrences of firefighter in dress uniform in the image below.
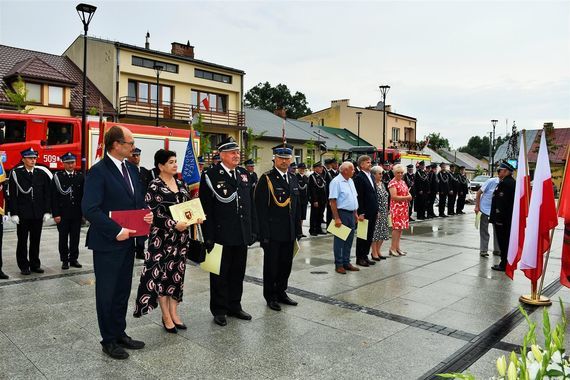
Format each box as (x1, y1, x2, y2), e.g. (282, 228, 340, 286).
(244, 159, 258, 188)
(296, 163, 309, 238)
(437, 163, 450, 217)
(308, 161, 327, 235)
(404, 164, 415, 221)
(51, 152, 84, 269)
(447, 163, 459, 216)
(456, 166, 469, 214)
(324, 158, 339, 226)
(427, 163, 438, 218)
(8, 147, 52, 275)
(414, 161, 429, 220)
(254, 144, 302, 311)
(490, 162, 516, 272)
(199, 137, 257, 327)
(381, 161, 394, 191)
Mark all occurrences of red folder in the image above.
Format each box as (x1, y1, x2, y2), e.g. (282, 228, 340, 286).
(109, 209, 151, 237)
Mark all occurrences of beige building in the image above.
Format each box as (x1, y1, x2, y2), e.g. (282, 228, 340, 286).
(300, 99, 418, 153)
(64, 36, 245, 152)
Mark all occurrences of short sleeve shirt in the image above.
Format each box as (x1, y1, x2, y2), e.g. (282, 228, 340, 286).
(328, 175, 358, 211)
(480, 177, 499, 216)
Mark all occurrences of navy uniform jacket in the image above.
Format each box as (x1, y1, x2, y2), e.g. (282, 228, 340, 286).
(428, 171, 439, 194)
(82, 155, 145, 251)
(295, 173, 309, 206)
(249, 171, 259, 188)
(381, 170, 394, 190)
(255, 168, 302, 242)
(51, 171, 84, 219)
(308, 172, 327, 205)
(490, 175, 515, 226)
(457, 174, 469, 195)
(449, 172, 460, 193)
(437, 171, 451, 194)
(414, 169, 429, 195)
(353, 171, 379, 219)
(199, 163, 256, 246)
(8, 166, 51, 219)
(404, 173, 415, 196)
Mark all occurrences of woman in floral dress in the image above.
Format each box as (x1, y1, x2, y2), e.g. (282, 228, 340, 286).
(371, 165, 389, 261)
(388, 164, 412, 257)
(133, 149, 194, 334)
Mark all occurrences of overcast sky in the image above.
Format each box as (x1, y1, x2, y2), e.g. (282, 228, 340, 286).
(1, 0, 569, 148)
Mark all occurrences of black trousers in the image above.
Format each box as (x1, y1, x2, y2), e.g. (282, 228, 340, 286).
(438, 193, 448, 216)
(415, 193, 426, 218)
(310, 203, 325, 233)
(57, 217, 81, 263)
(447, 192, 457, 214)
(93, 246, 135, 344)
(210, 244, 247, 316)
(494, 223, 511, 268)
(0, 219, 3, 270)
(16, 218, 43, 271)
(262, 240, 294, 303)
(408, 198, 414, 217)
(326, 203, 333, 225)
(356, 213, 376, 259)
(427, 193, 437, 217)
(456, 194, 466, 213)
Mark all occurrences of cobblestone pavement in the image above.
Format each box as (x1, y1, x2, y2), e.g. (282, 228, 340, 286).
(0, 205, 568, 379)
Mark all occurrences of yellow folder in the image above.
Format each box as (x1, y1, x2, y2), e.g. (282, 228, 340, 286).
(200, 243, 222, 275)
(357, 219, 369, 240)
(327, 220, 352, 241)
(475, 213, 481, 230)
(293, 239, 300, 257)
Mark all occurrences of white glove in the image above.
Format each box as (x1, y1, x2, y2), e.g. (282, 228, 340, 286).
(11, 215, 20, 225)
(43, 213, 51, 222)
(2, 215, 10, 223)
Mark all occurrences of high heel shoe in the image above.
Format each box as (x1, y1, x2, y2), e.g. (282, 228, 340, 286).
(371, 255, 381, 261)
(173, 322, 187, 330)
(396, 249, 407, 256)
(162, 319, 178, 334)
(389, 249, 400, 257)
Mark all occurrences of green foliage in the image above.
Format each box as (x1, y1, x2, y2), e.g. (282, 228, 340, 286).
(475, 165, 485, 176)
(304, 140, 316, 167)
(88, 107, 98, 116)
(425, 132, 450, 151)
(244, 82, 312, 119)
(3, 76, 34, 113)
(243, 127, 267, 163)
(191, 114, 212, 155)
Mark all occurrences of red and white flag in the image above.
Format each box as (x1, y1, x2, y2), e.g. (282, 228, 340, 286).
(519, 130, 558, 281)
(558, 148, 570, 288)
(201, 97, 210, 112)
(506, 135, 530, 279)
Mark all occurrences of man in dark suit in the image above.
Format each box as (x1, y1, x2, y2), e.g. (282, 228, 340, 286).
(8, 147, 52, 275)
(255, 144, 302, 311)
(199, 137, 256, 327)
(296, 163, 309, 237)
(437, 163, 450, 217)
(51, 152, 84, 270)
(456, 166, 469, 214)
(414, 161, 429, 220)
(82, 126, 152, 360)
(353, 155, 378, 267)
(490, 162, 516, 271)
(128, 148, 151, 259)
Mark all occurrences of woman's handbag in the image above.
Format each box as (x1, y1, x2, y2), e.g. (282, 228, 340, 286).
(187, 224, 207, 264)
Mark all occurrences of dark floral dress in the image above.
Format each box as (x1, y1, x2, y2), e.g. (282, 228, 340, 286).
(373, 182, 390, 241)
(133, 177, 191, 317)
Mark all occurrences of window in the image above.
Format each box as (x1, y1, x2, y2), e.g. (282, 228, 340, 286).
(47, 122, 73, 145)
(25, 83, 41, 103)
(1, 119, 26, 143)
(48, 86, 64, 106)
(194, 69, 232, 84)
(191, 90, 228, 112)
(392, 127, 400, 143)
(128, 80, 172, 105)
(131, 56, 178, 73)
(252, 146, 258, 161)
(294, 148, 303, 163)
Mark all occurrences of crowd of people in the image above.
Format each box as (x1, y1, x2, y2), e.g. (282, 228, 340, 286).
(0, 124, 516, 361)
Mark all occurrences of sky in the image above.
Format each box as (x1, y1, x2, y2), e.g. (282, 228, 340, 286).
(1, 0, 569, 148)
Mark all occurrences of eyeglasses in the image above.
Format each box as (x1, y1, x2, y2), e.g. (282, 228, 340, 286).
(120, 140, 135, 146)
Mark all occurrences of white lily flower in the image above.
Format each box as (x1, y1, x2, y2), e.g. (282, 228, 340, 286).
(531, 345, 543, 363)
(551, 350, 562, 364)
(507, 361, 517, 380)
(497, 356, 507, 377)
(527, 361, 540, 380)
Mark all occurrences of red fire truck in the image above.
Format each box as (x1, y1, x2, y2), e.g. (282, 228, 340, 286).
(0, 113, 196, 172)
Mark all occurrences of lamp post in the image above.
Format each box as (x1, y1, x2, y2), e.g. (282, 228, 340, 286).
(153, 64, 164, 127)
(379, 85, 390, 163)
(491, 119, 498, 173)
(76, 3, 97, 175)
(356, 111, 362, 147)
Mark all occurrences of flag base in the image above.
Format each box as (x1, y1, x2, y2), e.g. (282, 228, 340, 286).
(519, 294, 551, 306)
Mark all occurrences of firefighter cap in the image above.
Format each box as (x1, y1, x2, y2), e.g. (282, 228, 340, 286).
(217, 137, 240, 152)
(20, 147, 38, 158)
(60, 152, 76, 163)
(272, 143, 293, 159)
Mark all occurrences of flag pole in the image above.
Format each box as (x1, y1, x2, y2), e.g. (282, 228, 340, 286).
(537, 141, 570, 298)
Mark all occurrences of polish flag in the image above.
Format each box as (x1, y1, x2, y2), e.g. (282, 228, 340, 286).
(519, 130, 558, 281)
(506, 135, 530, 279)
(201, 97, 210, 112)
(558, 148, 570, 287)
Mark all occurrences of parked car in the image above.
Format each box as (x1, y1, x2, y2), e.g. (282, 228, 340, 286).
(469, 175, 490, 192)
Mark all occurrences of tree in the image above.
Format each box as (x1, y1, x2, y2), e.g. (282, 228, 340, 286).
(424, 132, 450, 151)
(458, 135, 490, 159)
(244, 82, 312, 119)
(243, 127, 267, 162)
(3, 76, 34, 113)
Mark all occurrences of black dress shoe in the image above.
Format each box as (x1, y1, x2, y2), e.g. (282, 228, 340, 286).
(62, 262, 69, 270)
(355, 258, 369, 267)
(174, 322, 187, 330)
(301, 234, 307, 238)
(309, 233, 318, 236)
(70, 261, 82, 268)
(30, 268, 44, 274)
(491, 265, 506, 272)
(278, 295, 298, 306)
(213, 315, 227, 326)
(371, 256, 381, 262)
(20, 269, 31, 275)
(117, 335, 145, 349)
(0, 271, 9, 280)
(102, 342, 129, 360)
(162, 320, 177, 334)
(228, 310, 252, 320)
(267, 301, 282, 311)
(378, 256, 387, 260)
(365, 258, 376, 265)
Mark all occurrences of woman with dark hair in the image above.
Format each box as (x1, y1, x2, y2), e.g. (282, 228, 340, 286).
(133, 149, 198, 333)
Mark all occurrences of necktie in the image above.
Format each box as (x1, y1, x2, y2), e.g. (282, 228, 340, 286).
(283, 174, 288, 183)
(229, 170, 236, 181)
(121, 162, 134, 196)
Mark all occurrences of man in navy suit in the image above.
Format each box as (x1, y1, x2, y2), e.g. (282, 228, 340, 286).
(82, 126, 152, 360)
(353, 155, 379, 267)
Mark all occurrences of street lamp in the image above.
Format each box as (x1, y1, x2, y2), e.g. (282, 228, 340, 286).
(76, 2, 97, 175)
(379, 85, 390, 163)
(153, 64, 164, 127)
(491, 119, 498, 173)
(356, 111, 362, 147)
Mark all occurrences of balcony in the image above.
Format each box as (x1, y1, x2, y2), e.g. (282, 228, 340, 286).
(118, 96, 245, 129)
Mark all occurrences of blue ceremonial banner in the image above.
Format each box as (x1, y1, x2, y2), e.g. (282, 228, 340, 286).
(181, 128, 201, 188)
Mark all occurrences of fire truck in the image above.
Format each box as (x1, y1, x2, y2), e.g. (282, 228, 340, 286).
(0, 113, 196, 172)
